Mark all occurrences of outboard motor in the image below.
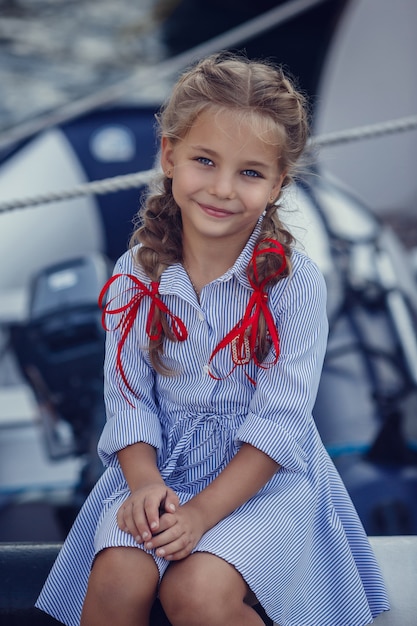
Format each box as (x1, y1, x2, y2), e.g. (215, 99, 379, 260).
(10, 253, 111, 508)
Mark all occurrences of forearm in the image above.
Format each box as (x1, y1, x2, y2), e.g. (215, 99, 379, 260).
(186, 443, 280, 531)
(118, 442, 164, 492)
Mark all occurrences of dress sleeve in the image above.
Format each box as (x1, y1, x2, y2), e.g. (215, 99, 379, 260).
(97, 252, 162, 468)
(236, 256, 328, 472)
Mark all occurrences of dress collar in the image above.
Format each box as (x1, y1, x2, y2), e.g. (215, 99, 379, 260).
(159, 218, 263, 297)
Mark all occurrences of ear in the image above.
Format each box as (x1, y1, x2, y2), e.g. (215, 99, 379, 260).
(160, 136, 175, 176)
(270, 170, 287, 200)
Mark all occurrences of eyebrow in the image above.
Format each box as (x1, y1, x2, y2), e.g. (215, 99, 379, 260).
(190, 145, 218, 157)
(190, 145, 271, 169)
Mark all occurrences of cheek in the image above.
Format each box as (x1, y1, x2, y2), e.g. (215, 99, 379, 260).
(173, 167, 192, 191)
(171, 171, 186, 196)
(171, 172, 195, 211)
(248, 188, 272, 210)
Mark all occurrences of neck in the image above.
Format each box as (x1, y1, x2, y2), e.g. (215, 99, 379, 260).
(181, 220, 259, 293)
(182, 241, 240, 296)
(182, 231, 250, 275)
(182, 244, 237, 287)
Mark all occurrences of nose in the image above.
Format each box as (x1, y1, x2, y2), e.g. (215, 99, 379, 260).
(209, 170, 236, 200)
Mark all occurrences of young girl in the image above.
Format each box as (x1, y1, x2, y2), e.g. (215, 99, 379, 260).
(36, 52, 390, 626)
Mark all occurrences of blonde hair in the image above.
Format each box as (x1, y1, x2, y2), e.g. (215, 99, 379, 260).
(130, 52, 310, 372)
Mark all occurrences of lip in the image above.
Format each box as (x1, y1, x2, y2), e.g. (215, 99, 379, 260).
(199, 203, 234, 218)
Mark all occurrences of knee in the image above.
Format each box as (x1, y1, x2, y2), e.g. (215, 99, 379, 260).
(160, 565, 204, 623)
(88, 547, 158, 607)
(159, 559, 233, 625)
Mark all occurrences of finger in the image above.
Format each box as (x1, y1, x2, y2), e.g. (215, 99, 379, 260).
(116, 504, 126, 530)
(117, 501, 136, 534)
(118, 500, 151, 544)
(145, 523, 189, 558)
(145, 525, 179, 552)
(131, 498, 159, 542)
(143, 493, 166, 534)
(117, 502, 140, 539)
(156, 512, 177, 534)
(165, 547, 193, 561)
(156, 535, 193, 561)
(163, 489, 180, 514)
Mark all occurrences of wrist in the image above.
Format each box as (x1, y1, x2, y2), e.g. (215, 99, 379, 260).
(130, 479, 165, 492)
(183, 498, 213, 535)
(118, 442, 164, 492)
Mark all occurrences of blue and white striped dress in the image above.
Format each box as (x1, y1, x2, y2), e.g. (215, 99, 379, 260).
(36, 225, 390, 625)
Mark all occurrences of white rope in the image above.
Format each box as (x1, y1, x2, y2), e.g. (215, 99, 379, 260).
(0, 170, 155, 213)
(0, 0, 327, 153)
(309, 114, 417, 148)
(1, 113, 416, 214)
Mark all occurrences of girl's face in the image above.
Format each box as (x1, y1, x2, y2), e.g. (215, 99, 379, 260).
(161, 108, 285, 250)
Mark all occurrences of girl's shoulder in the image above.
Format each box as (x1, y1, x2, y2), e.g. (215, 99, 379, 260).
(289, 247, 325, 280)
(114, 245, 149, 282)
(270, 247, 327, 310)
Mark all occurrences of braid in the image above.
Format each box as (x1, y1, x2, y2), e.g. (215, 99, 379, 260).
(129, 177, 184, 372)
(131, 177, 183, 277)
(249, 205, 294, 362)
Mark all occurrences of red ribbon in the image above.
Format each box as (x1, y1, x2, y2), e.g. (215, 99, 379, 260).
(99, 239, 286, 401)
(99, 273, 188, 402)
(208, 239, 287, 382)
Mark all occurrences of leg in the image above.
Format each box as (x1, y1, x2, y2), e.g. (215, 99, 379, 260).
(81, 547, 159, 626)
(159, 552, 265, 626)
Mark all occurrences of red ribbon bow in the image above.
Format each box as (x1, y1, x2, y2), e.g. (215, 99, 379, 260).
(99, 273, 188, 402)
(208, 239, 287, 382)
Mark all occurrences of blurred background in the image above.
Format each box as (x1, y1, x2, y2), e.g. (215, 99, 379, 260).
(0, 0, 416, 542)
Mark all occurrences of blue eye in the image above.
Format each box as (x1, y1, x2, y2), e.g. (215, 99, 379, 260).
(197, 157, 213, 166)
(242, 169, 262, 178)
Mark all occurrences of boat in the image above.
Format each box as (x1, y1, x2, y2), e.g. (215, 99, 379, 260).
(0, 0, 416, 542)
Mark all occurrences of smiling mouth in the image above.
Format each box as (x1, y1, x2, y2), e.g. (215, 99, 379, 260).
(199, 203, 234, 218)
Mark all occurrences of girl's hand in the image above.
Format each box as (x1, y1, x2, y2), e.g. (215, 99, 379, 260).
(117, 483, 179, 544)
(144, 500, 206, 561)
